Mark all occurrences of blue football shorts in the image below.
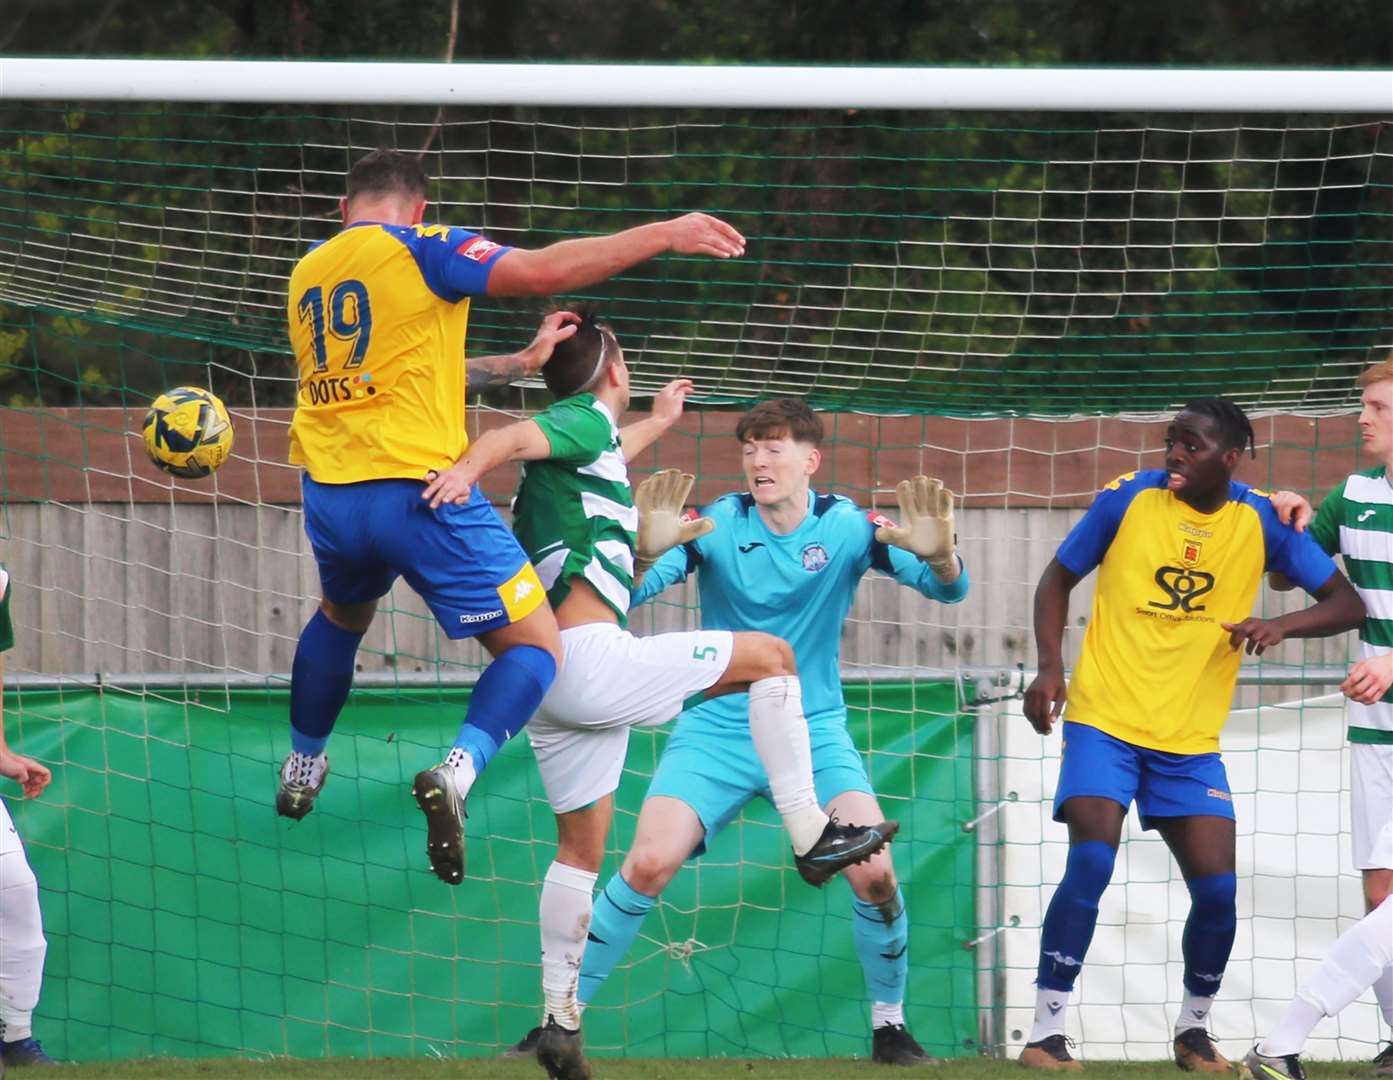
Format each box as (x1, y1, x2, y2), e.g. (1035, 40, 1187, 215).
(1053, 720, 1235, 830)
(301, 474, 544, 638)
(647, 713, 876, 857)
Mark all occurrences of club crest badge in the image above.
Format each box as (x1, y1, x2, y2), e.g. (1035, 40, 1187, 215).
(801, 543, 829, 572)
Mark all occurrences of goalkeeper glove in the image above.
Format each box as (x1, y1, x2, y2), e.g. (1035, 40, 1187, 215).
(875, 475, 959, 578)
(633, 469, 715, 575)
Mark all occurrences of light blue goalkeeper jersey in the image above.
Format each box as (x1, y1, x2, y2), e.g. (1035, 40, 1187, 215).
(632, 488, 970, 732)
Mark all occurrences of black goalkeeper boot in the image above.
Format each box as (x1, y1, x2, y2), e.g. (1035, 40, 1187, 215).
(795, 816, 899, 887)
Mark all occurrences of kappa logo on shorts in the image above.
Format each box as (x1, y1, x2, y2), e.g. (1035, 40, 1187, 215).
(1206, 788, 1232, 802)
(801, 543, 830, 572)
(459, 609, 504, 625)
(498, 563, 545, 619)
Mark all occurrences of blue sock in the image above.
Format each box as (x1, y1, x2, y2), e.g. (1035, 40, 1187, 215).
(577, 873, 657, 1006)
(852, 887, 908, 1005)
(1182, 872, 1236, 996)
(453, 644, 556, 774)
(1037, 840, 1117, 991)
(289, 610, 364, 757)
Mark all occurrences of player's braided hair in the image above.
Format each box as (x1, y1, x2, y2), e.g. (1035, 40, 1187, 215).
(1180, 396, 1256, 457)
(544, 304, 617, 399)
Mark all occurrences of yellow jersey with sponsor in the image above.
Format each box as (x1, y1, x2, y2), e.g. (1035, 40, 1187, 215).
(1058, 470, 1337, 755)
(286, 222, 510, 484)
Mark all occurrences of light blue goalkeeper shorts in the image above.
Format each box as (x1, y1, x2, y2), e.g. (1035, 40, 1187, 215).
(646, 713, 874, 857)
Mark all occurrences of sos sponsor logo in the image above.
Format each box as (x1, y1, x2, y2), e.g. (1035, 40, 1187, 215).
(1148, 566, 1216, 613)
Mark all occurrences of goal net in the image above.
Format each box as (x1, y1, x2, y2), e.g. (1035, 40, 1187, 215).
(0, 63, 1388, 1064)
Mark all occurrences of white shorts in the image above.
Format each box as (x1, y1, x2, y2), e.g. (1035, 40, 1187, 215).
(528, 622, 736, 813)
(1, 797, 22, 860)
(1351, 741, 1393, 870)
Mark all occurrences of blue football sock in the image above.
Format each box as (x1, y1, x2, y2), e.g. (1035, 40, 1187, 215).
(1182, 872, 1237, 997)
(852, 887, 908, 1005)
(289, 609, 364, 757)
(577, 873, 657, 1006)
(453, 644, 556, 774)
(1037, 839, 1117, 992)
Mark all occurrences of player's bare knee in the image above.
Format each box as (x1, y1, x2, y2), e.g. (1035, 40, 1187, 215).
(737, 632, 795, 679)
(622, 844, 679, 897)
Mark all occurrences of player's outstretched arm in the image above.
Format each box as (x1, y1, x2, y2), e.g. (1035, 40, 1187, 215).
(1221, 569, 1365, 655)
(621, 379, 693, 461)
(633, 469, 714, 580)
(484, 213, 745, 297)
(875, 475, 960, 582)
(466, 310, 579, 393)
(421, 419, 551, 510)
(0, 654, 52, 801)
(1023, 558, 1081, 736)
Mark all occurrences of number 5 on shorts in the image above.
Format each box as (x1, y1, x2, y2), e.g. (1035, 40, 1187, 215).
(692, 645, 718, 662)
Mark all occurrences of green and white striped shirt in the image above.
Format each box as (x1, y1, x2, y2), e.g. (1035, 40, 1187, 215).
(1311, 464, 1393, 742)
(0, 565, 12, 653)
(511, 394, 636, 625)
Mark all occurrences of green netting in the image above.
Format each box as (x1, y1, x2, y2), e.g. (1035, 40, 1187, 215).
(5, 680, 976, 1063)
(1, 103, 1389, 414)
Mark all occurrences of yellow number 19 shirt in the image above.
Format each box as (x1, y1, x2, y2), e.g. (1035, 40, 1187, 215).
(286, 222, 510, 484)
(1058, 470, 1337, 755)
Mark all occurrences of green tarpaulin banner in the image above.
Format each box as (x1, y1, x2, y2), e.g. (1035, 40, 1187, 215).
(3, 680, 976, 1062)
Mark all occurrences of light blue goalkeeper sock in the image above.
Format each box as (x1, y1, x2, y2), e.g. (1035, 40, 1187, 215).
(577, 873, 657, 1006)
(852, 887, 908, 1006)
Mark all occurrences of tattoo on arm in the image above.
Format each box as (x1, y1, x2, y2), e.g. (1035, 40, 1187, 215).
(466, 353, 530, 393)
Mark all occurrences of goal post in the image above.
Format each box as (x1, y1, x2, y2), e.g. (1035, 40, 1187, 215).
(0, 60, 1389, 1065)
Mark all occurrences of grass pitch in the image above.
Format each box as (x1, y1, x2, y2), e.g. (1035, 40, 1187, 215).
(44, 1058, 1374, 1080)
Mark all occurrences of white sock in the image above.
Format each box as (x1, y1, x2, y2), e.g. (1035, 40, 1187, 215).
(1028, 988, 1069, 1043)
(872, 1001, 905, 1029)
(1175, 990, 1216, 1034)
(539, 860, 598, 1032)
(1260, 897, 1393, 1056)
(1374, 962, 1393, 1029)
(0, 846, 46, 1043)
(1258, 997, 1324, 1058)
(1300, 898, 1393, 1014)
(747, 675, 827, 855)
(443, 747, 478, 800)
(282, 750, 327, 786)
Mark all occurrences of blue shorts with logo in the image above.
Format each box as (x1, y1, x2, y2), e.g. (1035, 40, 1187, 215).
(1054, 721, 1235, 830)
(647, 711, 875, 857)
(301, 474, 542, 639)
